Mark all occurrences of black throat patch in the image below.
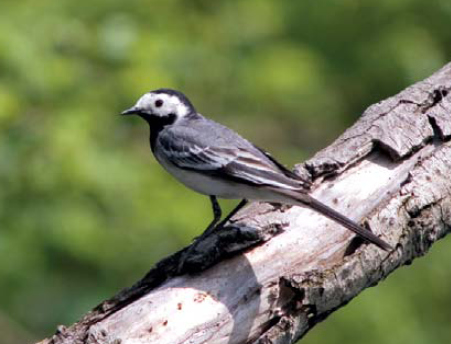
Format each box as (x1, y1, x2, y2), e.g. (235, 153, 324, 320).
(140, 113, 177, 151)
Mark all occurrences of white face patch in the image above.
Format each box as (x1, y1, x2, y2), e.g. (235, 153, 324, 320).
(135, 92, 189, 119)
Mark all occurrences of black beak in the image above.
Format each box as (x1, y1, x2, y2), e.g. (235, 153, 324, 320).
(120, 106, 141, 116)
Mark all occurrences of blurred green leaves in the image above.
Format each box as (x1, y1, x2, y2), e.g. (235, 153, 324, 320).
(0, 0, 450, 342)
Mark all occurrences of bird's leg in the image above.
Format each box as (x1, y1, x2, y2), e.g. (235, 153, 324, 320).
(216, 199, 248, 229)
(177, 198, 248, 274)
(199, 198, 248, 239)
(196, 198, 248, 240)
(197, 195, 222, 239)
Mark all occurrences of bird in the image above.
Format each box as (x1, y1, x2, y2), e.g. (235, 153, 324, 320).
(121, 88, 392, 251)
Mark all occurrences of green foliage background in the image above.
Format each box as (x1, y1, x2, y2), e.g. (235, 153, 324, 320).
(0, 0, 450, 343)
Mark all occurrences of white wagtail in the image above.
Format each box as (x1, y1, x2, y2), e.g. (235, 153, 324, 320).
(121, 89, 391, 251)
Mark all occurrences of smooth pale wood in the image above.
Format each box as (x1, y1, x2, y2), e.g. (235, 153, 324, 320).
(39, 63, 451, 344)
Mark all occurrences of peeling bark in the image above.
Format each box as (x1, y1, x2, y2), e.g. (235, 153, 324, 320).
(38, 63, 451, 344)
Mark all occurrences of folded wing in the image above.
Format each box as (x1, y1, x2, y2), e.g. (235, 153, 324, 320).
(157, 125, 310, 191)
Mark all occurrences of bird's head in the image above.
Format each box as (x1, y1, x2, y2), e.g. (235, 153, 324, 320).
(121, 89, 196, 123)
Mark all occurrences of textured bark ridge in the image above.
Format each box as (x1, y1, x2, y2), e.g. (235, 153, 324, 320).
(38, 63, 451, 344)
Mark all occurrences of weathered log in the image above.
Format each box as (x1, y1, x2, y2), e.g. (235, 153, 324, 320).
(38, 63, 451, 344)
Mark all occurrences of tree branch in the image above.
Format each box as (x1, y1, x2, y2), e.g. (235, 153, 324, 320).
(38, 63, 451, 344)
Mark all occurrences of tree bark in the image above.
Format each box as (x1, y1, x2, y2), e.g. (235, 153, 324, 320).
(38, 63, 451, 344)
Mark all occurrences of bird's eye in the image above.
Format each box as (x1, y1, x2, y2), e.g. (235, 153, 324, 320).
(155, 99, 163, 108)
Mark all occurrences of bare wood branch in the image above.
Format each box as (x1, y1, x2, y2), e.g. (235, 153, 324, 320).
(38, 63, 451, 344)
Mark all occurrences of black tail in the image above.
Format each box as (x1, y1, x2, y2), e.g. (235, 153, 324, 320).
(278, 189, 392, 251)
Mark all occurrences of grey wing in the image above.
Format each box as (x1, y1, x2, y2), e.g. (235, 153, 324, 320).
(157, 125, 310, 191)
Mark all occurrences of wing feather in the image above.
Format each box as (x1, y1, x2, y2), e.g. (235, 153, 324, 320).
(157, 124, 310, 191)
